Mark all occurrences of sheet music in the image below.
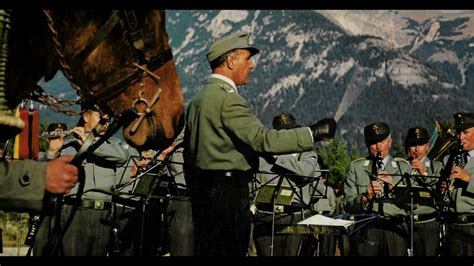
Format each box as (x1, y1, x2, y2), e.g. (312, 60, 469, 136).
(298, 214, 354, 229)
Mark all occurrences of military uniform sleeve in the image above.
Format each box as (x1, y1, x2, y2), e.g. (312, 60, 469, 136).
(465, 165, 474, 194)
(221, 93, 313, 153)
(274, 151, 319, 177)
(0, 159, 46, 211)
(343, 160, 366, 213)
(91, 137, 129, 165)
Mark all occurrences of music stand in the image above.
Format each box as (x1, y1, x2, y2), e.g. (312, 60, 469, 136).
(389, 172, 443, 256)
(114, 153, 178, 256)
(250, 169, 329, 256)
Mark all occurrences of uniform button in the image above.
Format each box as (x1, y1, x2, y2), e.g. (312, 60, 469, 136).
(20, 174, 31, 186)
(94, 200, 104, 209)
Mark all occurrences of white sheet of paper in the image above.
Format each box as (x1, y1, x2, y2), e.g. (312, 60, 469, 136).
(298, 214, 354, 229)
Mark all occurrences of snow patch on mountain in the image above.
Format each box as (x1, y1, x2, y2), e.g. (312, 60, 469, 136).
(173, 28, 196, 56)
(262, 74, 304, 109)
(207, 10, 249, 38)
(316, 10, 415, 48)
(330, 58, 355, 83)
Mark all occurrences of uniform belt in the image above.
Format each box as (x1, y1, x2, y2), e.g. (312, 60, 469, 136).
(63, 198, 112, 210)
(450, 214, 474, 224)
(412, 212, 438, 222)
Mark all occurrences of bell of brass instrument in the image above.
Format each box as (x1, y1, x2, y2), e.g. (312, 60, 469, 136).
(427, 121, 458, 161)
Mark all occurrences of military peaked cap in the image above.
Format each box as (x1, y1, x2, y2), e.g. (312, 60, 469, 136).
(272, 113, 300, 130)
(454, 112, 474, 131)
(364, 122, 390, 146)
(405, 127, 429, 148)
(206, 31, 260, 63)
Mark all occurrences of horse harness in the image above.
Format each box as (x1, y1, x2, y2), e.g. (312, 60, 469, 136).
(41, 10, 172, 133)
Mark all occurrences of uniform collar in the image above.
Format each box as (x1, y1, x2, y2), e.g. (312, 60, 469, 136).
(465, 150, 474, 163)
(211, 74, 238, 94)
(420, 156, 429, 163)
(381, 155, 389, 169)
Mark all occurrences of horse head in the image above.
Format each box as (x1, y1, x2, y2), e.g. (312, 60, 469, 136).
(5, 10, 184, 150)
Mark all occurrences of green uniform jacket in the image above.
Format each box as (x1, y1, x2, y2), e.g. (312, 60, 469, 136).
(256, 150, 320, 207)
(185, 77, 314, 171)
(451, 156, 474, 213)
(0, 159, 46, 211)
(412, 158, 442, 217)
(344, 155, 411, 218)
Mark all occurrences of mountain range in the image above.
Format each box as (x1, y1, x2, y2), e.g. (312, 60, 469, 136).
(38, 10, 474, 152)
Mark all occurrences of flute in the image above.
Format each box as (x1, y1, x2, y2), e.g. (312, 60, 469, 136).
(40, 129, 92, 138)
(40, 129, 74, 138)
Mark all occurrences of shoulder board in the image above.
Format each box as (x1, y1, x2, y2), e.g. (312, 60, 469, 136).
(219, 83, 235, 94)
(352, 157, 369, 166)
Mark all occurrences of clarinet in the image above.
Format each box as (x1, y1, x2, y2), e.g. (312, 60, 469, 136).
(372, 152, 386, 199)
(443, 147, 463, 202)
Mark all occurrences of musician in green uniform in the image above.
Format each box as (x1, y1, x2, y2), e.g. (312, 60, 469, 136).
(444, 112, 474, 256)
(404, 126, 442, 256)
(344, 122, 411, 256)
(184, 31, 337, 256)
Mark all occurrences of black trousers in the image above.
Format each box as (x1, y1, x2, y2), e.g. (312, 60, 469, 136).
(253, 210, 307, 256)
(33, 205, 112, 256)
(189, 171, 251, 256)
(413, 220, 439, 256)
(445, 223, 474, 256)
(351, 218, 409, 256)
(117, 196, 193, 256)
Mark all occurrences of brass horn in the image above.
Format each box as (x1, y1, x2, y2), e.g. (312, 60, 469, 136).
(427, 121, 458, 161)
(0, 10, 24, 142)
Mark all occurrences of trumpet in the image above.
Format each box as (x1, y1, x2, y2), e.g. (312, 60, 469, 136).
(40, 129, 74, 138)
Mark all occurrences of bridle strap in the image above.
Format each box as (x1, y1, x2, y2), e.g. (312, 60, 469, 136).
(70, 10, 121, 73)
(121, 10, 147, 65)
(81, 48, 173, 107)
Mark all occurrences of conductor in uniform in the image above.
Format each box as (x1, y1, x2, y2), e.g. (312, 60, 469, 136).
(344, 122, 411, 256)
(184, 31, 337, 256)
